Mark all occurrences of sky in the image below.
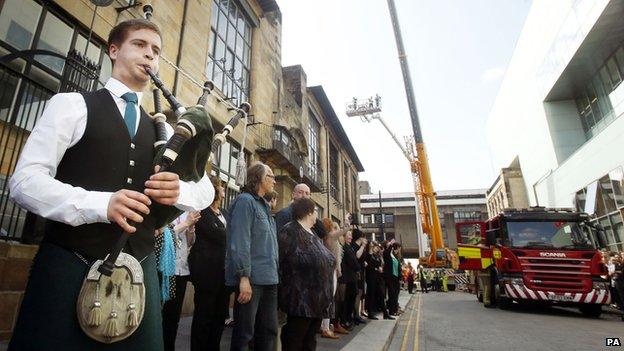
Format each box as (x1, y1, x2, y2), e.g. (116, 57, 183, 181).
(279, 0, 532, 194)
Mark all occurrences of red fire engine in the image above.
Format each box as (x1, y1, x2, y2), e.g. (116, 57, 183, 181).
(457, 207, 610, 317)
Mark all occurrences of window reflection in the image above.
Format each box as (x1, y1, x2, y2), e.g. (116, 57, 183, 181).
(0, 0, 42, 51)
(36, 13, 72, 74)
(206, 0, 252, 104)
(575, 44, 624, 138)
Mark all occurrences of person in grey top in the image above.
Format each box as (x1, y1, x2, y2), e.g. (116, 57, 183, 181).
(225, 161, 278, 351)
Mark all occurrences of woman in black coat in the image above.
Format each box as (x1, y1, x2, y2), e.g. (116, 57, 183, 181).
(189, 179, 229, 350)
(278, 198, 336, 351)
(365, 243, 383, 319)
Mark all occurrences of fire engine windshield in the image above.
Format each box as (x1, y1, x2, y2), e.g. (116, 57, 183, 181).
(506, 221, 594, 250)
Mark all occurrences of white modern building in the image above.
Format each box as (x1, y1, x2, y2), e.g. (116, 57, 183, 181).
(486, 0, 624, 251)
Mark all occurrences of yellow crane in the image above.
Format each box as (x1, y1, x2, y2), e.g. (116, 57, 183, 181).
(346, 1, 457, 269)
(385, 0, 455, 268)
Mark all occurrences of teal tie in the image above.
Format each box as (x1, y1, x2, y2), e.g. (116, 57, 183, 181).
(121, 92, 138, 139)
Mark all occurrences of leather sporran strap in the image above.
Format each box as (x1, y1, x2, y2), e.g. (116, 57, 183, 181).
(77, 253, 146, 343)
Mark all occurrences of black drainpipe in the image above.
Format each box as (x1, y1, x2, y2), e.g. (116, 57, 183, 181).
(173, 0, 190, 96)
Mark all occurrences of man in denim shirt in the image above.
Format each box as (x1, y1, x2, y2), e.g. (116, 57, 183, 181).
(226, 162, 278, 351)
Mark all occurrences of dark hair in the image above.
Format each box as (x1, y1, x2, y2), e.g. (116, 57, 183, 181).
(209, 176, 223, 205)
(352, 228, 363, 241)
(291, 198, 316, 220)
(108, 19, 161, 56)
(263, 190, 278, 202)
(242, 162, 268, 194)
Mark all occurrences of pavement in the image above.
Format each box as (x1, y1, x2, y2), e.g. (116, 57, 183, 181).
(174, 290, 413, 351)
(5, 289, 623, 350)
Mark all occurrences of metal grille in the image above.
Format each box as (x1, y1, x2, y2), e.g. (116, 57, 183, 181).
(0, 50, 100, 242)
(0, 63, 54, 240)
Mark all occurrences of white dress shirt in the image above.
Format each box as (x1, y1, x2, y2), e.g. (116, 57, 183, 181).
(9, 78, 214, 227)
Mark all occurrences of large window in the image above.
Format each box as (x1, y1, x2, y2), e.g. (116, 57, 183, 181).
(329, 143, 339, 199)
(206, 0, 252, 105)
(307, 111, 320, 180)
(210, 138, 248, 209)
(343, 161, 349, 208)
(575, 47, 624, 138)
(0, 0, 111, 88)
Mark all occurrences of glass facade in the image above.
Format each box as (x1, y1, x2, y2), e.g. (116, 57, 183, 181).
(574, 166, 624, 251)
(206, 0, 252, 105)
(575, 47, 624, 139)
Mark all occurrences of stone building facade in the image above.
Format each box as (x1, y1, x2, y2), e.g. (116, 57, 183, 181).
(0, 0, 362, 340)
(486, 157, 530, 218)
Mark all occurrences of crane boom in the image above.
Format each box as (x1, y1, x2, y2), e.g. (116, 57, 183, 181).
(386, 0, 422, 143)
(386, 0, 446, 267)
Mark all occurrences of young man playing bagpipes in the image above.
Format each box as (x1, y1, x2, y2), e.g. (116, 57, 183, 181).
(8, 19, 213, 350)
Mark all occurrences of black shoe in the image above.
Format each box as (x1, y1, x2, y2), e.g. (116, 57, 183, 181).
(354, 317, 366, 324)
(383, 315, 395, 320)
(369, 315, 379, 320)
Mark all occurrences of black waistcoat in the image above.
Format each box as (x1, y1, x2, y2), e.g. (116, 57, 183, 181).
(44, 89, 157, 260)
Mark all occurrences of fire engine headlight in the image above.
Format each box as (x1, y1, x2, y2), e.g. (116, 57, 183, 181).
(592, 281, 609, 290)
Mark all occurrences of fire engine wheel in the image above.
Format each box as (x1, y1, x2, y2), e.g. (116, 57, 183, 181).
(579, 305, 602, 318)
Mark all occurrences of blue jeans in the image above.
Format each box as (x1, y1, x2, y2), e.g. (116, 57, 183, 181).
(230, 284, 278, 351)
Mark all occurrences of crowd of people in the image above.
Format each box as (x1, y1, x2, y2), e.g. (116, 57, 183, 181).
(157, 162, 414, 350)
(5, 18, 413, 351)
(606, 251, 624, 320)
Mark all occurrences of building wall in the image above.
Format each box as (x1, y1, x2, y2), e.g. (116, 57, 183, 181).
(486, 0, 611, 206)
(360, 190, 487, 258)
(486, 166, 529, 218)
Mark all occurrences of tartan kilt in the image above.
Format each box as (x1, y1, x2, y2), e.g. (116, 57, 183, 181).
(9, 241, 164, 351)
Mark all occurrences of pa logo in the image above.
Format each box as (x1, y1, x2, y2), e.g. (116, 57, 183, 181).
(607, 338, 622, 347)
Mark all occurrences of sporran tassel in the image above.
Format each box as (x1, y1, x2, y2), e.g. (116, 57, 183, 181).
(88, 301, 102, 327)
(127, 303, 138, 327)
(104, 312, 119, 338)
(88, 282, 102, 327)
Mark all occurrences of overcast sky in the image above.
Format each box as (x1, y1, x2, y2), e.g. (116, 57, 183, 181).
(279, 0, 532, 194)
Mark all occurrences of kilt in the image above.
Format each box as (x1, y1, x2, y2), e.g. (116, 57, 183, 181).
(9, 241, 164, 351)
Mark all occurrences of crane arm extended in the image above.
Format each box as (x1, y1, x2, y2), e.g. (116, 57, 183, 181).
(386, 0, 446, 266)
(369, 115, 412, 162)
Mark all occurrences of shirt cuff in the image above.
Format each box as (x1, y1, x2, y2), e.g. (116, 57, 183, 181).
(79, 191, 113, 224)
(237, 267, 251, 278)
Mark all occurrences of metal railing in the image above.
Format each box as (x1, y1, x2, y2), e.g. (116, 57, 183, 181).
(0, 63, 55, 240)
(256, 124, 323, 190)
(0, 50, 101, 241)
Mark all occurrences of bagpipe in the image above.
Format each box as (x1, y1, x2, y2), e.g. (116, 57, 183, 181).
(77, 5, 251, 342)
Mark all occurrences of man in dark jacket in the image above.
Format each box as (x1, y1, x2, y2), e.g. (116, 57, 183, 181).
(275, 183, 326, 239)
